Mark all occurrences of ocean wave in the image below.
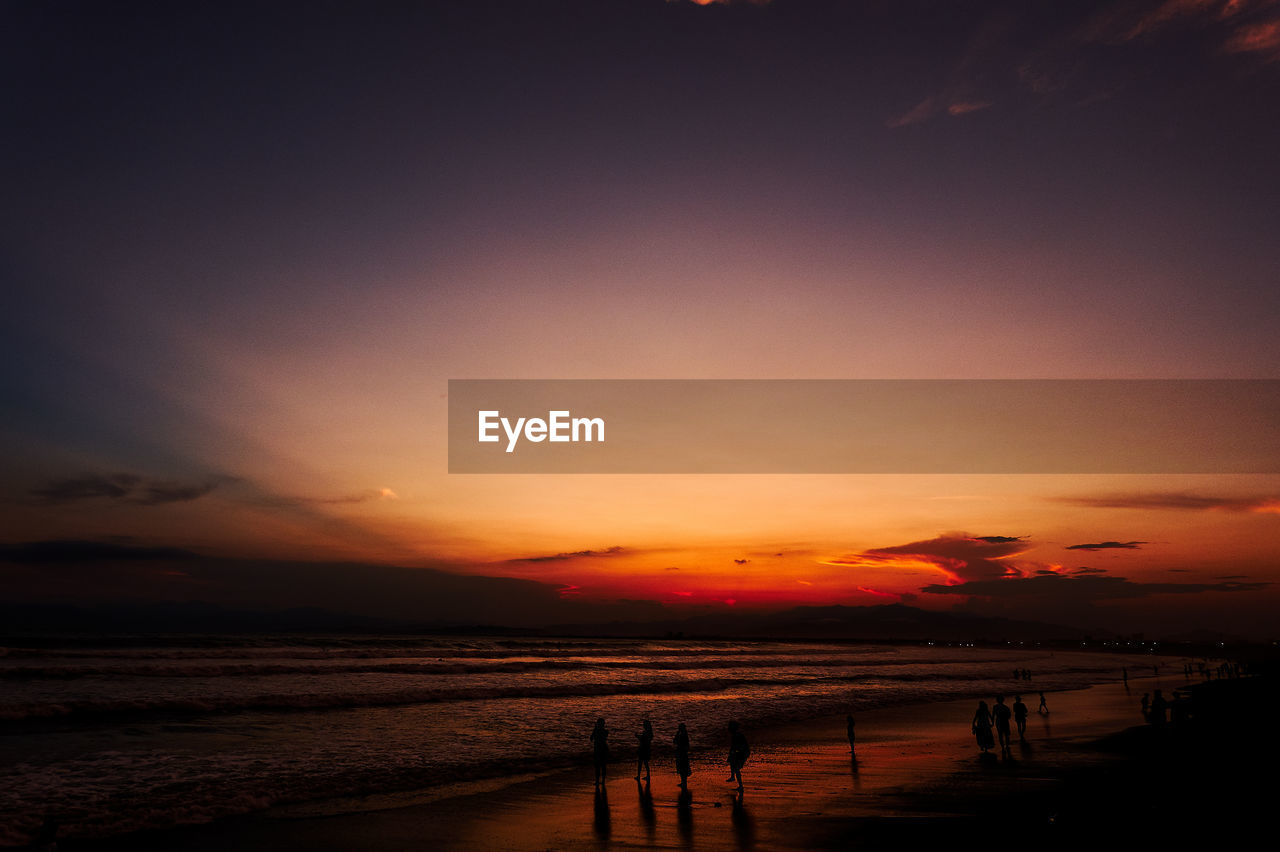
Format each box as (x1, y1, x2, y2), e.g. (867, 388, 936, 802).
(0, 654, 988, 680)
(0, 666, 1103, 724)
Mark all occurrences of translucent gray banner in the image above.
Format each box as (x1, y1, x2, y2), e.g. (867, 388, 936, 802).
(447, 380, 1280, 473)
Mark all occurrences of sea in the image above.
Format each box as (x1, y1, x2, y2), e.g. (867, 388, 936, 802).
(0, 636, 1159, 845)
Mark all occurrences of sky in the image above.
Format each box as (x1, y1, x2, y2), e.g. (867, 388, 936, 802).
(3, 0, 1279, 638)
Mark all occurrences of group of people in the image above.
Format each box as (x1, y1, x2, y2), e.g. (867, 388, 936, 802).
(590, 717, 751, 791)
(592, 689, 1053, 789)
(971, 693, 1046, 754)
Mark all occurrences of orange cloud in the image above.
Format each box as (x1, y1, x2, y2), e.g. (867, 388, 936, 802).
(947, 100, 994, 116)
(1224, 18, 1280, 55)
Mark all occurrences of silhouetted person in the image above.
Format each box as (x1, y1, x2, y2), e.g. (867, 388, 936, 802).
(635, 719, 653, 781)
(1149, 689, 1168, 727)
(1037, 692, 1049, 715)
(1013, 694, 1029, 740)
(727, 720, 750, 791)
(591, 717, 610, 785)
(972, 701, 995, 753)
(993, 695, 1013, 752)
(846, 714, 856, 753)
(674, 722, 692, 788)
(1141, 692, 1150, 720)
(1123, 667, 1128, 684)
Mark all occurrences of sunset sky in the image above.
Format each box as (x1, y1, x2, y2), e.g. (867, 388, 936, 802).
(3, 0, 1279, 637)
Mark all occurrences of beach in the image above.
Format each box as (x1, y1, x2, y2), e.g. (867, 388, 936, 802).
(3, 636, 1164, 847)
(67, 671, 1246, 852)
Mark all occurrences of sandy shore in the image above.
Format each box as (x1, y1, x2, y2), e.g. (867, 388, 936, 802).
(67, 670, 1249, 851)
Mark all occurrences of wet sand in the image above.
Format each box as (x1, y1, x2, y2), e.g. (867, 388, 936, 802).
(72, 672, 1243, 851)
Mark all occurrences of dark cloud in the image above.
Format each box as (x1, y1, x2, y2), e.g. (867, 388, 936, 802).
(921, 573, 1269, 601)
(29, 472, 224, 506)
(134, 481, 220, 505)
(1083, 0, 1280, 61)
(0, 540, 668, 626)
(1066, 540, 1147, 551)
(891, 0, 1280, 128)
(508, 546, 625, 563)
(28, 473, 139, 502)
(832, 533, 1029, 584)
(251, 488, 399, 508)
(0, 539, 198, 564)
(1054, 493, 1280, 512)
(1069, 566, 1109, 575)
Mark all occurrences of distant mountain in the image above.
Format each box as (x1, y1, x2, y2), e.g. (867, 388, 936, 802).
(0, 601, 391, 636)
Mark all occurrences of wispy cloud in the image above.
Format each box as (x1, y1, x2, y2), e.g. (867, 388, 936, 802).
(891, 0, 1280, 127)
(1223, 17, 1280, 55)
(1070, 566, 1110, 575)
(28, 472, 226, 506)
(1054, 492, 1280, 513)
(947, 99, 994, 116)
(240, 487, 401, 510)
(296, 487, 400, 505)
(1065, 540, 1148, 551)
(507, 546, 626, 564)
(1086, 0, 1265, 44)
(1080, 0, 1280, 63)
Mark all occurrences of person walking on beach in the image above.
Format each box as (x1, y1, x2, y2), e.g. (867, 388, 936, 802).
(972, 701, 995, 753)
(993, 695, 1013, 752)
(846, 714, 856, 753)
(727, 720, 750, 791)
(674, 722, 692, 789)
(1013, 695, 1029, 741)
(591, 717, 610, 785)
(635, 719, 654, 781)
(1141, 692, 1150, 720)
(1037, 692, 1049, 715)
